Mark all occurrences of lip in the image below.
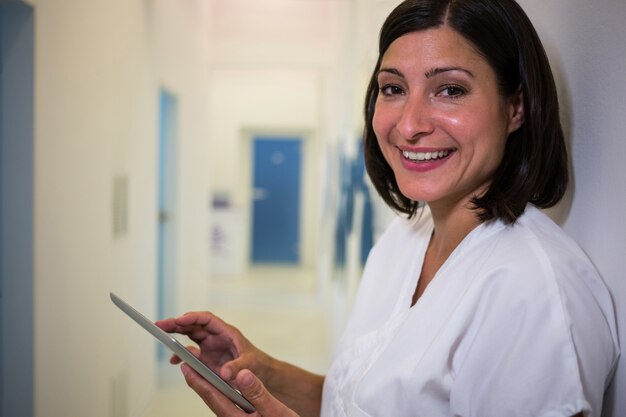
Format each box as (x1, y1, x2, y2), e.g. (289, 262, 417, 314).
(397, 146, 455, 172)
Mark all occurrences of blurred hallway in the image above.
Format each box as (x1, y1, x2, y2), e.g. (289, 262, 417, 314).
(143, 267, 332, 417)
(1, 1, 625, 416)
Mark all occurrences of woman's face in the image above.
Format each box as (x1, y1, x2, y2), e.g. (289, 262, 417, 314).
(373, 27, 524, 213)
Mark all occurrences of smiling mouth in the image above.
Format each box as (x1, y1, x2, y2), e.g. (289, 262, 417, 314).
(401, 149, 453, 162)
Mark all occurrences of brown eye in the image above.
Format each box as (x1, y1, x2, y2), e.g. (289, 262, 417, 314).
(380, 84, 405, 96)
(440, 84, 466, 98)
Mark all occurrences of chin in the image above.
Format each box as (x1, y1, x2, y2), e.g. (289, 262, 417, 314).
(397, 188, 439, 204)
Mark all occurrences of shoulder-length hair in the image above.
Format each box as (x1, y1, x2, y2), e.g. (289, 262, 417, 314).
(363, 0, 568, 224)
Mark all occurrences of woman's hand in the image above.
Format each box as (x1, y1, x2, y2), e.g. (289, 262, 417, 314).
(156, 311, 324, 417)
(181, 364, 300, 417)
(155, 312, 274, 385)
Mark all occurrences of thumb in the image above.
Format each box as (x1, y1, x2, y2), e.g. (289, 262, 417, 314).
(236, 370, 296, 417)
(220, 352, 260, 381)
(237, 370, 267, 404)
(219, 356, 248, 381)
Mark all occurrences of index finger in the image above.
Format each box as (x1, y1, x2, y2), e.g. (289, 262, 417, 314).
(174, 311, 232, 334)
(155, 312, 219, 334)
(154, 317, 178, 332)
(156, 312, 240, 349)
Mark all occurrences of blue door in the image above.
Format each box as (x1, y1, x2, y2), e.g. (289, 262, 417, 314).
(251, 137, 302, 264)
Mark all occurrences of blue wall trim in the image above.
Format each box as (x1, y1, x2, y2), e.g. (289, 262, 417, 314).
(0, 2, 34, 417)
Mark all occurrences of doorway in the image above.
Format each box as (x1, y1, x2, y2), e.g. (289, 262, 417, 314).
(0, 2, 34, 416)
(156, 89, 178, 361)
(251, 136, 303, 264)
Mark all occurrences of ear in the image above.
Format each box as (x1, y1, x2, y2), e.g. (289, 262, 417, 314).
(507, 87, 525, 134)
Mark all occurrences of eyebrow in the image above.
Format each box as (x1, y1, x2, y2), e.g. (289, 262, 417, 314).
(377, 68, 404, 78)
(425, 66, 475, 78)
(377, 66, 475, 79)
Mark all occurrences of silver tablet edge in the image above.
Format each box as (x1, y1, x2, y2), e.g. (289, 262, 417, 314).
(110, 292, 255, 413)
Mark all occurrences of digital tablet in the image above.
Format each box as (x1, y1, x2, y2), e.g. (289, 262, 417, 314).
(110, 292, 255, 413)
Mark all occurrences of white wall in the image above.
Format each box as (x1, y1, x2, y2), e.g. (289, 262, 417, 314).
(517, 1, 626, 415)
(32, 1, 212, 416)
(208, 67, 322, 269)
(204, 0, 354, 274)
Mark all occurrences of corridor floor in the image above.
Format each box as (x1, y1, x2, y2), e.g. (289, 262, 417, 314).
(143, 266, 333, 417)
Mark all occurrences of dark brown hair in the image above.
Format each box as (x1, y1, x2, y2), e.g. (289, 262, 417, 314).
(364, 0, 568, 224)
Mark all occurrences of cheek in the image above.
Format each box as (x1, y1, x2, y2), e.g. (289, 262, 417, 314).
(371, 111, 395, 166)
(371, 108, 384, 139)
(435, 108, 475, 138)
(442, 109, 501, 149)
(372, 105, 395, 146)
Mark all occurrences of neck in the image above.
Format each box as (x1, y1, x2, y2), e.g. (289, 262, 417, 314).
(411, 200, 483, 306)
(427, 200, 482, 260)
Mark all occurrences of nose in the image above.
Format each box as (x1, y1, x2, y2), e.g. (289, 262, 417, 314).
(395, 94, 433, 141)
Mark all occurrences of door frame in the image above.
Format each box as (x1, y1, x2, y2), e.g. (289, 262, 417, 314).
(156, 88, 179, 362)
(240, 129, 316, 270)
(0, 2, 34, 416)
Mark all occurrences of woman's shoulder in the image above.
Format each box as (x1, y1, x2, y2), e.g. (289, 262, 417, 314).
(476, 205, 619, 368)
(372, 206, 433, 250)
(454, 205, 618, 352)
(482, 205, 596, 281)
(361, 207, 433, 284)
(453, 206, 620, 409)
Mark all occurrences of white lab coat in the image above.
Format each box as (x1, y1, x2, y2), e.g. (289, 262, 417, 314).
(321, 205, 619, 417)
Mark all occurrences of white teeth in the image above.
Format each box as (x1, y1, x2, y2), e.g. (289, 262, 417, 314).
(402, 149, 451, 162)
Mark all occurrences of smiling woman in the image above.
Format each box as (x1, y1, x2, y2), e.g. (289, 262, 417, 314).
(372, 28, 524, 216)
(155, 1, 619, 416)
(364, 3, 567, 225)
